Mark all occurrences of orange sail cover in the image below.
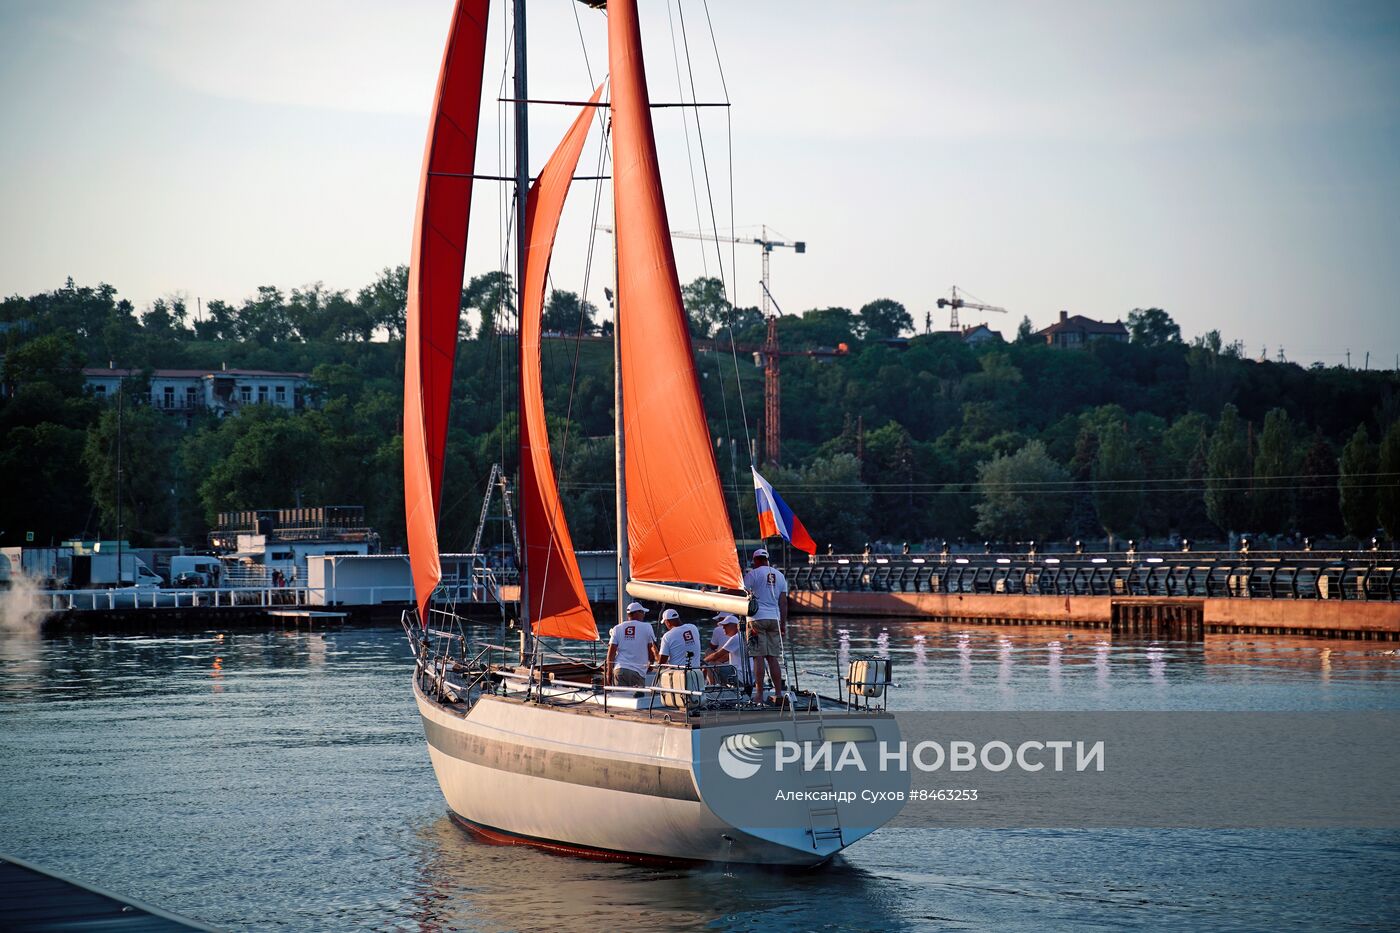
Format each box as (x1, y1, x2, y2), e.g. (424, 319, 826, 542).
(520, 86, 604, 640)
(403, 0, 490, 621)
(608, 0, 743, 589)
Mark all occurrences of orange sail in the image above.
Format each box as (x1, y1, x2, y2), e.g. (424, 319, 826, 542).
(403, 0, 491, 621)
(608, 0, 743, 589)
(520, 86, 604, 640)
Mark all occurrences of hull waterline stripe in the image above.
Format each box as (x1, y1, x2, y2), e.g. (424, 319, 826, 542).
(421, 715, 701, 801)
(448, 811, 705, 866)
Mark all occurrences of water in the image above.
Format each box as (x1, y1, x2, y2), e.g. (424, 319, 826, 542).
(2, 620, 1398, 931)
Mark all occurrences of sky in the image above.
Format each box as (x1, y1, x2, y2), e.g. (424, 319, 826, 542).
(1, 0, 1398, 366)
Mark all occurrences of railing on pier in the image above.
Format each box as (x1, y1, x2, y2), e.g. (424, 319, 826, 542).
(42, 580, 503, 613)
(782, 551, 1400, 602)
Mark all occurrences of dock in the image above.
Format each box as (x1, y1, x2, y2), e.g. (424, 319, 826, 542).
(786, 550, 1400, 640)
(0, 853, 213, 931)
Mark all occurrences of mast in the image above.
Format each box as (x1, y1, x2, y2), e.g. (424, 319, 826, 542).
(513, 0, 532, 648)
(613, 223, 629, 627)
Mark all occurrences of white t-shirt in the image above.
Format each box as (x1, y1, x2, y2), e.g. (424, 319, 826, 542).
(658, 623, 702, 668)
(743, 565, 788, 620)
(609, 620, 656, 674)
(711, 625, 727, 649)
(720, 633, 750, 683)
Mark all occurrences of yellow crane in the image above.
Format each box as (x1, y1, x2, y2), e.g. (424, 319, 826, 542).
(935, 285, 1006, 331)
(597, 225, 805, 465)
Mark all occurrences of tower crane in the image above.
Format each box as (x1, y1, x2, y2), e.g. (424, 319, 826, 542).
(935, 285, 1007, 331)
(597, 224, 806, 466)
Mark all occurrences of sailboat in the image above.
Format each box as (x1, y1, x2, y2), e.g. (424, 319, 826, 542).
(401, 0, 903, 865)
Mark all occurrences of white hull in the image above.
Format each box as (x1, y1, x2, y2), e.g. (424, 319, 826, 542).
(414, 681, 899, 866)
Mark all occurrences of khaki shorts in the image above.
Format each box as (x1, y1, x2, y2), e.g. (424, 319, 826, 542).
(746, 618, 783, 657)
(613, 666, 645, 688)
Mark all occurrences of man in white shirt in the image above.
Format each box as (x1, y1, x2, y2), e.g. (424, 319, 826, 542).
(656, 608, 702, 668)
(703, 615, 750, 690)
(742, 548, 788, 703)
(710, 615, 729, 653)
(605, 601, 657, 688)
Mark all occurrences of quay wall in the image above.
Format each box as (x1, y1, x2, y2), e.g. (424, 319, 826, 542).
(789, 591, 1400, 640)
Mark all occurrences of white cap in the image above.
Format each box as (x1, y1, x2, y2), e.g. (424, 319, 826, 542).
(718, 614, 740, 627)
(752, 548, 769, 559)
(625, 601, 648, 615)
(660, 608, 680, 622)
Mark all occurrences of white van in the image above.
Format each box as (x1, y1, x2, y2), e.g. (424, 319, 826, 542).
(168, 555, 223, 588)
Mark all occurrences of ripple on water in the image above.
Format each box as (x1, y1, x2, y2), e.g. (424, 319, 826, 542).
(0, 622, 1397, 931)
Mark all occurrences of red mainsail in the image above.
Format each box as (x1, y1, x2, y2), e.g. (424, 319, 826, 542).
(403, 0, 491, 621)
(608, 0, 743, 590)
(520, 86, 605, 640)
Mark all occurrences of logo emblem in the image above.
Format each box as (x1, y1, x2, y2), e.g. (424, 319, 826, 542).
(718, 733, 765, 780)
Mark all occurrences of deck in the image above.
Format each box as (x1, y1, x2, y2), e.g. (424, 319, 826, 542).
(0, 853, 212, 931)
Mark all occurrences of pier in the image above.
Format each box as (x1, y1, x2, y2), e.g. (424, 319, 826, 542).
(786, 550, 1400, 640)
(0, 853, 211, 931)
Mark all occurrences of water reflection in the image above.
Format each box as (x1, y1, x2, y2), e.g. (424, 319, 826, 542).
(410, 815, 912, 932)
(1, 622, 1397, 931)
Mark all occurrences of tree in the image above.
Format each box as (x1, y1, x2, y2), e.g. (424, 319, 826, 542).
(1337, 425, 1377, 540)
(82, 403, 179, 544)
(1093, 424, 1142, 546)
(1251, 408, 1298, 533)
(789, 307, 857, 347)
(974, 440, 1071, 541)
(1126, 308, 1182, 346)
(231, 285, 294, 347)
(1, 332, 85, 396)
(463, 271, 514, 338)
(1294, 431, 1339, 536)
(1204, 404, 1251, 535)
(1015, 315, 1035, 344)
(356, 265, 409, 340)
(542, 290, 599, 335)
(857, 298, 912, 340)
(1378, 421, 1400, 541)
(0, 422, 90, 546)
(195, 409, 323, 521)
(680, 276, 730, 338)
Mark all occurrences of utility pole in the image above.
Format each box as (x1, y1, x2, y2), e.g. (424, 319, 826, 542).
(115, 370, 124, 585)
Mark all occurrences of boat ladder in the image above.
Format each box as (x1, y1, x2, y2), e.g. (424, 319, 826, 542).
(791, 710, 844, 849)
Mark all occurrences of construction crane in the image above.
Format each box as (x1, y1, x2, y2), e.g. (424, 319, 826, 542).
(935, 285, 1007, 331)
(597, 224, 806, 465)
(596, 225, 804, 317)
(680, 228, 803, 466)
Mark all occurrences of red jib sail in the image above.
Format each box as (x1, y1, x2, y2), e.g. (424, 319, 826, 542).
(403, 0, 491, 621)
(520, 86, 604, 640)
(608, 0, 743, 590)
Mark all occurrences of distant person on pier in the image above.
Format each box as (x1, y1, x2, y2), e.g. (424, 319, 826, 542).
(605, 602, 657, 688)
(656, 608, 701, 669)
(743, 548, 788, 704)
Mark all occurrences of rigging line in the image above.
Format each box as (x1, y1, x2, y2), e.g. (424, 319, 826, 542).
(666, 0, 708, 277)
(494, 16, 515, 511)
(568, 0, 595, 87)
(676, 0, 752, 541)
(699, 0, 730, 101)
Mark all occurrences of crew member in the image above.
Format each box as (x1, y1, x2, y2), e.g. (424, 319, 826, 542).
(703, 614, 749, 689)
(710, 614, 729, 654)
(743, 548, 788, 704)
(656, 608, 702, 669)
(605, 601, 657, 688)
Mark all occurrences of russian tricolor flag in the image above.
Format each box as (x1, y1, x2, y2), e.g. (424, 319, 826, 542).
(752, 467, 817, 554)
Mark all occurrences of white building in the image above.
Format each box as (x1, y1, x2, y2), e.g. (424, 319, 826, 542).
(82, 367, 311, 419)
